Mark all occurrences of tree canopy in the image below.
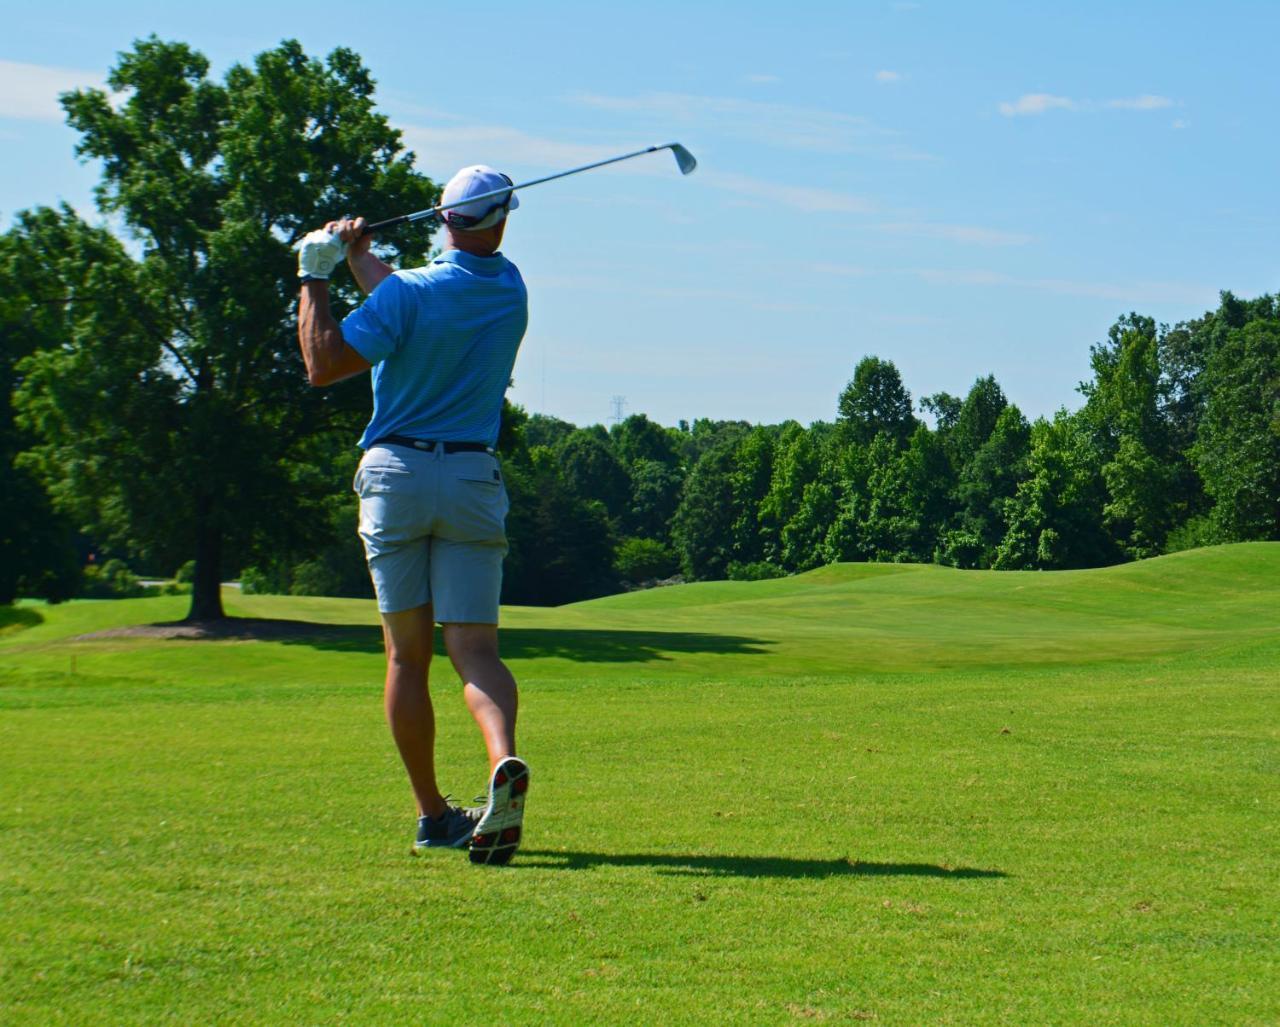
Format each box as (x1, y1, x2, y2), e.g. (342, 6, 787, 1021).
(12, 38, 437, 619)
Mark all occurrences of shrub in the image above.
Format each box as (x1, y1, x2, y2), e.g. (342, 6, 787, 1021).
(240, 564, 289, 595)
(174, 560, 197, 583)
(614, 537, 680, 583)
(1163, 514, 1223, 554)
(726, 560, 786, 581)
(80, 558, 147, 599)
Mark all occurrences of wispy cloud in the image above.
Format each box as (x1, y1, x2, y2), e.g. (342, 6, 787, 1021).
(0, 59, 104, 122)
(399, 123, 615, 176)
(570, 91, 936, 161)
(1172, 118, 1189, 130)
(1105, 94, 1174, 111)
(999, 92, 1176, 117)
(702, 171, 877, 214)
(875, 70, 903, 84)
(810, 262, 870, 277)
(908, 267, 1210, 304)
(877, 222, 1033, 246)
(999, 93, 1076, 117)
(745, 73, 780, 84)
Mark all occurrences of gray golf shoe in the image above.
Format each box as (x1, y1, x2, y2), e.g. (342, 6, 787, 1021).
(414, 802, 482, 850)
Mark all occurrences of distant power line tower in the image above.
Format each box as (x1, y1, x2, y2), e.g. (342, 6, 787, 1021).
(609, 395, 627, 426)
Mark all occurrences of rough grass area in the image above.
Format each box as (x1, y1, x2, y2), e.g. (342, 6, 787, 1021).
(1, 544, 1277, 1024)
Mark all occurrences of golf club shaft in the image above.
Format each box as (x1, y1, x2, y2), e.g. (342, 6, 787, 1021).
(363, 144, 688, 235)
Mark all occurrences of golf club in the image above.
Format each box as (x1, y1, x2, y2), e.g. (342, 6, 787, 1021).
(362, 142, 697, 235)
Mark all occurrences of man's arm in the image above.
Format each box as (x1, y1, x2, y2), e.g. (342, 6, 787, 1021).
(295, 215, 389, 387)
(297, 280, 371, 387)
(334, 215, 394, 295)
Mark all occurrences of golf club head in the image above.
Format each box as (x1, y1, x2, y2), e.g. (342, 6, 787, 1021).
(667, 143, 697, 175)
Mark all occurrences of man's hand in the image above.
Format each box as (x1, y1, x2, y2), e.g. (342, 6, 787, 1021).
(329, 216, 373, 261)
(329, 215, 394, 295)
(297, 228, 347, 280)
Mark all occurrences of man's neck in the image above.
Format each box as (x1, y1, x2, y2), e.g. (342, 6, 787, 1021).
(445, 228, 500, 257)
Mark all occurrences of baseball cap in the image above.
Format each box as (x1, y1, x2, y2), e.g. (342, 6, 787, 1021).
(439, 165, 520, 231)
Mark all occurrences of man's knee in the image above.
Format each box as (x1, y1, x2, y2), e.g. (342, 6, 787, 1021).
(442, 623, 499, 671)
(381, 605, 435, 671)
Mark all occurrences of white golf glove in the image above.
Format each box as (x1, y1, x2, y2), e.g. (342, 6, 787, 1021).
(297, 229, 347, 280)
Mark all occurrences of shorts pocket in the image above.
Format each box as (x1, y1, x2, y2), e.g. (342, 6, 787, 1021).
(355, 465, 412, 497)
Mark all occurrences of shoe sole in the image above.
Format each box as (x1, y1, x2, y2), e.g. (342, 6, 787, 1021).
(469, 757, 529, 866)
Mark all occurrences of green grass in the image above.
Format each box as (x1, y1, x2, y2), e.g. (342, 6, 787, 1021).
(1, 543, 1277, 1024)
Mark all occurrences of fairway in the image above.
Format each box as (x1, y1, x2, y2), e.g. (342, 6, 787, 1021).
(2, 544, 1277, 1024)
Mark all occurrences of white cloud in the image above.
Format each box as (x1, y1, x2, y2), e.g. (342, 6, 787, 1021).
(877, 222, 1033, 246)
(1172, 118, 1189, 130)
(702, 171, 876, 214)
(999, 93, 1077, 117)
(1000, 91, 1178, 117)
(570, 91, 936, 161)
(0, 59, 105, 122)
(875, 70, 903, 84)
(1106, 94, 1173, 110)
(399, 123, 615, 177)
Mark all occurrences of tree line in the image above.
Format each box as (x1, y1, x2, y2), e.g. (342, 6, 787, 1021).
(1, 38, 1276, 616)
(492, 291, 1278, 604)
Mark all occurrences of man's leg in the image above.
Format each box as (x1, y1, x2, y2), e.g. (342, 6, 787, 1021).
(442, 623, 517, 771)
(382, 603, 449, 819)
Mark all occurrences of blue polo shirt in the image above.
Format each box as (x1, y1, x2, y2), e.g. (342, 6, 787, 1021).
(341, 250, 528, 449)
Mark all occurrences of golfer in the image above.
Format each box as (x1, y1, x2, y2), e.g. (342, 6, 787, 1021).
(295, 166, 529, 865)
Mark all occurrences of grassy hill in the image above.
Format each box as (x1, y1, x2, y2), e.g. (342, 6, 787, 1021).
(1, 544, 1277, 1023)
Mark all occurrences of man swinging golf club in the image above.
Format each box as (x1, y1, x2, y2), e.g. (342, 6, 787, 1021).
(296, 165, 530, 866)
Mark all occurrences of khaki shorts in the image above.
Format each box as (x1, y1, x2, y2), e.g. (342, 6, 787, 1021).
(354, 444, 509, 621)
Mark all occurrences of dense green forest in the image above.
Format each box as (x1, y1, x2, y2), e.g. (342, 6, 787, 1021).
(5, 285, 1278, 608)
(1, 38, 1277, 613)
(494, 290, 1278, 603)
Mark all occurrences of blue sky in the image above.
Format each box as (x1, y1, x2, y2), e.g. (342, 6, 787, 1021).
(3, 1, 1277, 429)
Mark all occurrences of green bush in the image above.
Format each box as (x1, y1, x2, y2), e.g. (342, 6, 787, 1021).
(174, 560, 197, 584)
(1163, 514, 1223, 554)
(240, 564, 290, 596)
(726, 560, 786, 582)
(290, 560, 343, 597)
(614, 537, 680, 583)
(80, 558, 147, 599)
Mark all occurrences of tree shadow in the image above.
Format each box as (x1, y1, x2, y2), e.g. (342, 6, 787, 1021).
(516, 850, 1008, 880)
(76, 617, 773, 663)
(0, 606, 44, 633)
(282, 624, 774, 663)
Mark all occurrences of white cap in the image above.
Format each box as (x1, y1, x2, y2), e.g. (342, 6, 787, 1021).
(439, 165, 519, 231)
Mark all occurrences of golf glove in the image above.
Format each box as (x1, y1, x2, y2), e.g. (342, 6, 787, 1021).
(297, 229, 347, 280)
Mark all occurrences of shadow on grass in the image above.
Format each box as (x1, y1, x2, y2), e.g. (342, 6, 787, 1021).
(77, 618, 773, 664)
(279, 624, 773, 663)
(517, 850, 1008, 880)
(0, 606, 44, 634)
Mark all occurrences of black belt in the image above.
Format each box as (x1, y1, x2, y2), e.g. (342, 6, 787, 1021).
(371, 435, 494, 455)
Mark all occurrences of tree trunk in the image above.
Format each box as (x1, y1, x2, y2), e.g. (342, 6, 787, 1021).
(186, 502, 225, 621)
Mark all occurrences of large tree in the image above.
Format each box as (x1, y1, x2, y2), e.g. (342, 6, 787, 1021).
(14, 38, 437, 619)
(0, 210, 93, 603)
(837, 355, 917, 447)
(1191, 319, 1280, 540)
